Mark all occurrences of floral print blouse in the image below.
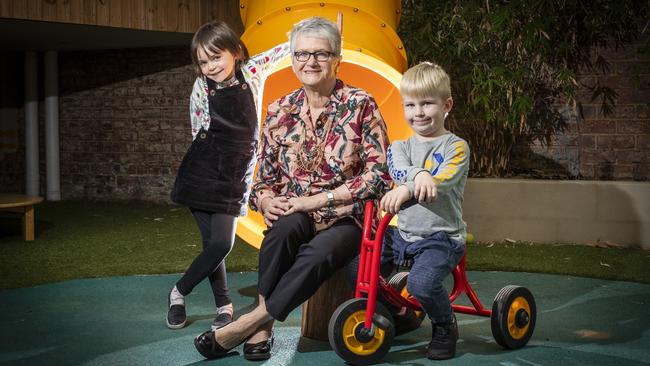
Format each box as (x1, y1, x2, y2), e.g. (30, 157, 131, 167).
(250, 80, 392, 232)
(189, 42, 291, 140)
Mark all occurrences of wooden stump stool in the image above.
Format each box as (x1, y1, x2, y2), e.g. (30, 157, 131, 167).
(301, 269, 353, 341)
(0, 194, 44, 241)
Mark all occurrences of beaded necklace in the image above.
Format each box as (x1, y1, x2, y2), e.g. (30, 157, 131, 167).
(296, 110, 333, 173)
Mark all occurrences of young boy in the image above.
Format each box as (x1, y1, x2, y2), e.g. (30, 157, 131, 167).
(381, 62, 469, 360)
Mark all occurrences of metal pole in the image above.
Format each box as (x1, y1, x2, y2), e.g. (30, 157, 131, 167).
(44, 51, 60, 200)
(24, 51, 39, 196)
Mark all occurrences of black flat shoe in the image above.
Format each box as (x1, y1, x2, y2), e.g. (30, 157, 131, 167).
(194, 330, 233, 359)
(243, 334, 274, 361)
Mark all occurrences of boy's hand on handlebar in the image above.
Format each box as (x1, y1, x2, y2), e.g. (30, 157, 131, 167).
(413, 171, 438, 203)
(380, 185, 411, 215)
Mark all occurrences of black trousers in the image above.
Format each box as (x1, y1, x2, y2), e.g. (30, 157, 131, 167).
(258, 213, 361, 321)
(176, 209, 236, 307)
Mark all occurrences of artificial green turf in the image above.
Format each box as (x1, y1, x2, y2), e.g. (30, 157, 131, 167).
(0, 200, 258, 290)
(466, 241, 650, 285)
(1, 200, 649, 289)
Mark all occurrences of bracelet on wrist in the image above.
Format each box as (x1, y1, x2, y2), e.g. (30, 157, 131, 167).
(324, 190, 334, 207)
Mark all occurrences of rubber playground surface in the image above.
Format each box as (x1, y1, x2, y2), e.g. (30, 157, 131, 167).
(1, 271, 649, 366)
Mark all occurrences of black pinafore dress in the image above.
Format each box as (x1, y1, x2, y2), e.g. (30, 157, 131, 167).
(171, 69, 258, 216)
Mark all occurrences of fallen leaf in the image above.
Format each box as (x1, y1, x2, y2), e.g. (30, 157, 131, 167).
(600, 261, 611, 267)
(574, 329, 609, 339)
(604, 241, 625, 248)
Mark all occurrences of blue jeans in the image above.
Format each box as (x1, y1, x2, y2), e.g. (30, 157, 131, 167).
(381, 227, 465, 324)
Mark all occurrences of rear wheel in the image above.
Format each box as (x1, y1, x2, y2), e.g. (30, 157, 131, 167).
(385, 271, 425, 336)
(328, 298, 395, 365)
(491, 285, 536, 349)
(387, 271, 409, 289)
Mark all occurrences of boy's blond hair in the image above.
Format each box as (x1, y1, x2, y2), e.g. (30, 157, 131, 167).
(400, 62, 451, 100)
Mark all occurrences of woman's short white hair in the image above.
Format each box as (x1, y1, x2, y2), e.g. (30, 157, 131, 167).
(289, 16, 341, 55)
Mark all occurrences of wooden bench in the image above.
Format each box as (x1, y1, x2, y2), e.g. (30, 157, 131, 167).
(0, 193, 44, 241)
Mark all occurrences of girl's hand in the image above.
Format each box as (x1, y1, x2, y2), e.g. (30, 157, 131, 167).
(413, 171, 437, 203)
(380, 185, 412, 215)
(261, 196, 291, 227)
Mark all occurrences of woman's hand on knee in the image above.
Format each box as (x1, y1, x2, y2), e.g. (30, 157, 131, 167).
(261, 196, 291, 227)
(284, 195, 322, 215)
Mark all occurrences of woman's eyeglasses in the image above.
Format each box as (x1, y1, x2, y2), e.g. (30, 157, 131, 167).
(293, 51, 337, 62)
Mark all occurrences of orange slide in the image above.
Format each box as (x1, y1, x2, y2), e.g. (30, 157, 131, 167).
(236, 0, 409, 248)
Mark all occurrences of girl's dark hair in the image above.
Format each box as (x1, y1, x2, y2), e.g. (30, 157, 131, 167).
(190, 21, 250, 76)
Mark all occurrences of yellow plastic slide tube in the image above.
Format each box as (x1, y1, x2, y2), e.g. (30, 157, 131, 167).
(236, 0, 409, 248)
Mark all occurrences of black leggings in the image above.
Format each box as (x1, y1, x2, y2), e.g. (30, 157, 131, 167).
(176, 209, 236, 307)
(258, 213, 361, 321)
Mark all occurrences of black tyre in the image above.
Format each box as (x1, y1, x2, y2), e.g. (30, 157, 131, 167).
(491, 285, 536, 349)
(328, 298, 395, 365)
(387, 270, 425, 307)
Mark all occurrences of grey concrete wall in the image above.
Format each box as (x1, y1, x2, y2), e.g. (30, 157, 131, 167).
(463, 178, 650, 249)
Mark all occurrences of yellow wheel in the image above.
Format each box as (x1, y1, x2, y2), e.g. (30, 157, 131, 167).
(491, 285, 536, 349)
(328, 298, 394, 365)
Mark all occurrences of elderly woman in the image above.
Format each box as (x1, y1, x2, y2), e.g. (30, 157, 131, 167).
(194, 16, 390, 360)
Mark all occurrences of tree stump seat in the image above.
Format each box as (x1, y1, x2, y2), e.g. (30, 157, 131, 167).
(301, 269, 353, 341)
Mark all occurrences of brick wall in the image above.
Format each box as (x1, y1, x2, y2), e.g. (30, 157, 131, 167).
(0, 52, 22, 193)
(2, 39, 648, 202)
(510, 41, 650, 181)
(0, 47, 206, 202)
(0, 146, 22, 193)
(55, 47, 196, 202)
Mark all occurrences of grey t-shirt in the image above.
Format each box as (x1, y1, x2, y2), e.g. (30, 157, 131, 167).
(387, 133, 470, 243)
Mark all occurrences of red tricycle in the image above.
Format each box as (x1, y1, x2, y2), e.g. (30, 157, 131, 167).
(328, 201, 536, 365)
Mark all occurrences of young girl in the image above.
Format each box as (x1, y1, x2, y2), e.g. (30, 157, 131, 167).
(168, 20, 290, 330)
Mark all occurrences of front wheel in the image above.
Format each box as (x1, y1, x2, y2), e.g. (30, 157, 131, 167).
(328, 298, 395, 365)
(491, 285, 536, 349)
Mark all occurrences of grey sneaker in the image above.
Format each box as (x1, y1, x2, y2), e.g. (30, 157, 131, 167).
(427, 315, 459, 360)
(166, 288, 186, 329)
(210, 312, 233, 331)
